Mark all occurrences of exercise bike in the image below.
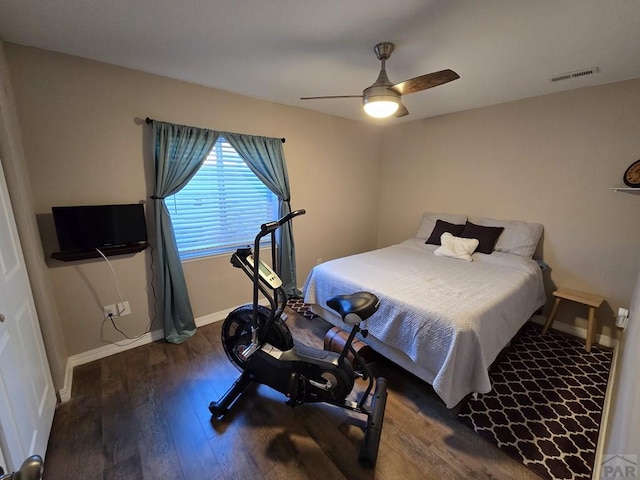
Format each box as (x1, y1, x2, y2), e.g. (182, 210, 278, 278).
(209, 209, 388, 468)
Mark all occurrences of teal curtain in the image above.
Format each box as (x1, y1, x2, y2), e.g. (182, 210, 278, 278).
(224, 133, 300, 296)
(152, 121, 220, 343)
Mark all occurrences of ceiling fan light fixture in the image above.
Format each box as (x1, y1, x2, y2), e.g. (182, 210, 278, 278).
(363, 90, 400, 118)
(363, 98, 399, 118)
(300, 42, 460, 120)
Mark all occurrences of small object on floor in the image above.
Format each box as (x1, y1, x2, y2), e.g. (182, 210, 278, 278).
(542, 287, 604, 352)
(324, 326, 374, 370)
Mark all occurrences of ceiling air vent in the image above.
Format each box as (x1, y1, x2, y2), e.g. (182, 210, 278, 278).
(550, 67, 600, 82)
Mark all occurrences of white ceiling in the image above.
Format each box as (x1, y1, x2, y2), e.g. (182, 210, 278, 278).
(1, 0, 639, 123)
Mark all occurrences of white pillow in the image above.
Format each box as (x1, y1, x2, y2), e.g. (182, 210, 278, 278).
(475, 217, 543, 258)
(416, 212, 467, 240)
(434, 233, 479, 262)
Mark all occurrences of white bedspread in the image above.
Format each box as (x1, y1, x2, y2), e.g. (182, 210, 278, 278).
(303, 238, 546, 408)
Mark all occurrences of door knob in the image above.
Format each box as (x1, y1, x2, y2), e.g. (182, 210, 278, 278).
(0, 455, 43, 480)
(0, 313, 5, 323)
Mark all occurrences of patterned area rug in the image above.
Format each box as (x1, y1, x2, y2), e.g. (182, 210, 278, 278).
(287, 298, 319, 320)
(458, 323, 613, 480)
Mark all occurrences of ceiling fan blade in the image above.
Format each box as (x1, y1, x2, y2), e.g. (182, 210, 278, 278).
(394, 102, 409, 118)
(391, 69, 460, 96)
(300, 95, 363, 100)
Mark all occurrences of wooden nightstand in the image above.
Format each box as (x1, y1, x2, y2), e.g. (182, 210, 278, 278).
(542, 287, 604, 352)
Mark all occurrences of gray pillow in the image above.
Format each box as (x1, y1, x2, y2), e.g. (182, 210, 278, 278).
(475, 217, 543, 258)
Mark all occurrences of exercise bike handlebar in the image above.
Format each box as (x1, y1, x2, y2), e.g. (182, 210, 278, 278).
(259, 209, 306, 236)
(247, 208, 305, 331)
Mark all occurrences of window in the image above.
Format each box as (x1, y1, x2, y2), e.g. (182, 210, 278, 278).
(166, 136, 279, 260)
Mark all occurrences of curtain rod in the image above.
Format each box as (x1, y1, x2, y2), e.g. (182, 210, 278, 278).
(145, 117, 285, 143)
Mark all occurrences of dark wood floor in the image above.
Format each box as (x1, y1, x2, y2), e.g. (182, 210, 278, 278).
(43, 309, 540, 479)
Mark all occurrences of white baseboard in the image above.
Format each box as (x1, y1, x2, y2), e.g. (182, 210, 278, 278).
(59, 307, 605, 403)
(529, 316, 617, 348)
(58, 360, 73, 403)
(592, 341, 621, 480)
(195, 305, 237, 327)
(58, 307, 233, 402)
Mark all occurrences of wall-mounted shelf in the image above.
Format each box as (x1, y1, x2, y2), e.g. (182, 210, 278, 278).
(611, 187, 640, 194)
(51, 242, 149, 262)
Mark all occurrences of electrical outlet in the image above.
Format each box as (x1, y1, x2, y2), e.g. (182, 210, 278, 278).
(104, 301, 131, 319)
(104, 304, 118, 319)
(117, 301, 131, 317)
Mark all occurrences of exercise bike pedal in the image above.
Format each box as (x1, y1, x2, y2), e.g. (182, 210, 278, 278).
(286, 372, 307, 407)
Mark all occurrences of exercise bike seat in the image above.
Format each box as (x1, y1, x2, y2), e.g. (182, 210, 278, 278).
(327, 292, 379, 325)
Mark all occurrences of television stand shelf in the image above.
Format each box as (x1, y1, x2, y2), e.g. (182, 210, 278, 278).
(51, 242, 149, 262)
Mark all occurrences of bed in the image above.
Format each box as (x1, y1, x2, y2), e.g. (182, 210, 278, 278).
(303, 212, 546, 408)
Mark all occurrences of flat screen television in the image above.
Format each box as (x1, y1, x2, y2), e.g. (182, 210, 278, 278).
(52, 203, 148, 252)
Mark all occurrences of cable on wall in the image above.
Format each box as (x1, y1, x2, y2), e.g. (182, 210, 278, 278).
(95, 247, 157, 342)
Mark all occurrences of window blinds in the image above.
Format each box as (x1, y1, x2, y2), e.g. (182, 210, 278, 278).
(167, 137, 278, 260)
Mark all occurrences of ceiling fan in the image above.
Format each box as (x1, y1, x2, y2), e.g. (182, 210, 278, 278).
(300, 42, 459, 119)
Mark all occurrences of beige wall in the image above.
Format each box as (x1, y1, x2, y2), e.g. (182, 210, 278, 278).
(378, 79, 640, 338)
(6, 42, 640, 359)
(4, 38, 639, 463)
(5, 44, 382, 356)
(0, 39, 67, 389)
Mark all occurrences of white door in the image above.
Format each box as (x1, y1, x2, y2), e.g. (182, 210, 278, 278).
(0, 443, 6, 474)
(0, 158, 56, 471)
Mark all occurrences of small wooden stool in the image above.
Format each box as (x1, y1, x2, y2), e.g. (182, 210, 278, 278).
(542, 287, 604, 352)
